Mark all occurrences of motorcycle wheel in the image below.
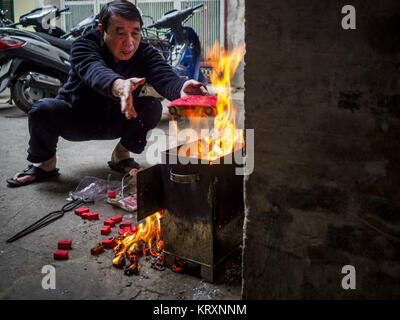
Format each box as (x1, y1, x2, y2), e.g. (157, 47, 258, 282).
(11, 73, 49, 113)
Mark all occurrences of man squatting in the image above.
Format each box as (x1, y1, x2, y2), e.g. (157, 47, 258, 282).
(7, 0, 207, 187)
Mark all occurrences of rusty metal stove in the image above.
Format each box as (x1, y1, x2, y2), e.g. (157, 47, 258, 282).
(137, 141, 244, 282)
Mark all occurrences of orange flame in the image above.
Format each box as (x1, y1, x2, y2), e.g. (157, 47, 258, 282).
(182, 42, 245, 162)
(112, 211, 163, 273)
(204, 42, 245, 161)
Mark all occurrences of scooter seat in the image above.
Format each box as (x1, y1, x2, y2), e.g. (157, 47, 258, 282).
(36, 32, 72, 53)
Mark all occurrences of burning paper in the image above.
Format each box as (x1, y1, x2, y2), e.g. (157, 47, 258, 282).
(112, 211, 164, 275)
(201, 42, 245, 162)
(173, 42, 246, 163)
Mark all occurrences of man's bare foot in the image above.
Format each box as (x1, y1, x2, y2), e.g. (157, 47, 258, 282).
(13, 156, 56, 184)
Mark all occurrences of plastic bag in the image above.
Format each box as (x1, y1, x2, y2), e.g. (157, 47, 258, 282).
(68, 175, 136, 201)
(68, 176, 108, 201)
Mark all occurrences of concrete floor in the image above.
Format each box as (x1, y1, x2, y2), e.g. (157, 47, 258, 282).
(0, 88, 244, 300)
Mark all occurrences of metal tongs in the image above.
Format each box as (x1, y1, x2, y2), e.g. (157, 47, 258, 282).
(6, 197, 94, 243)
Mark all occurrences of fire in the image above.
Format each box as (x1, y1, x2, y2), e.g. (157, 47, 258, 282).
(192, 42, 245, 162)
(109, 46, 244, 275)
(112, 211, 163, 275)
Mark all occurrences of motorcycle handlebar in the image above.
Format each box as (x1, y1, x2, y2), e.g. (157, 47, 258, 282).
(147, 3, 203, 29)
(58, 7, 70, 14)
(55, 7, 70, 17)
(191, 4, 204, 12)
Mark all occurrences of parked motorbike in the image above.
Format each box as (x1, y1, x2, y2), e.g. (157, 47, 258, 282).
(23, 11, 98, 53)
(143, 3, 206, 84)
(0, 28, 70, 112)
(0, 4, 206, 113)
(61, 14, 99, 40)
(2, 6, 98, 41)
(0, 9, 100, 113)
(6, 6, 70, 38)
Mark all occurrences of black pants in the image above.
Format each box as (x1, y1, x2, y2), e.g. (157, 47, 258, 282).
(27, 96, 162, 163)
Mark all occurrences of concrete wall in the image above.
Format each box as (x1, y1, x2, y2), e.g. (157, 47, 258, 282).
(227, 0, 244, 88)
(242, 0, 400, 299)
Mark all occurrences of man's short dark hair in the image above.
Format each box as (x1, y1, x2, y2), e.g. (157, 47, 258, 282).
(99, 0, 143, 31)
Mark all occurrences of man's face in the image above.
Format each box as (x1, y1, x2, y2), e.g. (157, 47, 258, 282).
(99, 13, 141, 63)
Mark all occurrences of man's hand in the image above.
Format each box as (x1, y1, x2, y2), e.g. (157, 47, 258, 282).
(180, 79, 208, 97)
(112, 77, 146, 119)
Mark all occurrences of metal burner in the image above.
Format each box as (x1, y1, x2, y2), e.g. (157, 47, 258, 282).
(137, 142, 244, 282)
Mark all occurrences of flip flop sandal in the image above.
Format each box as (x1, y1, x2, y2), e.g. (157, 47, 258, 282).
(6, 164, 60, 188)
(107, 158, 141, 175)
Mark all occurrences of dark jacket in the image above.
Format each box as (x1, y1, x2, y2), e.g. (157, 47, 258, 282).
(57, 29, 185, 112)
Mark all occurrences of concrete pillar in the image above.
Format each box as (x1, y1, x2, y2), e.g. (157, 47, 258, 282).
(243, 0, 400, 299)
(227, 0, 245, 88)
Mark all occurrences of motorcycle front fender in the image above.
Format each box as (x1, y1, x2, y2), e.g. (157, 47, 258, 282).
(170, 26, 204, 82)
